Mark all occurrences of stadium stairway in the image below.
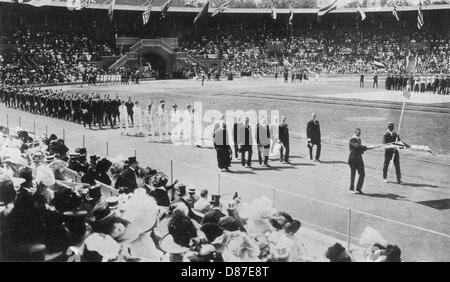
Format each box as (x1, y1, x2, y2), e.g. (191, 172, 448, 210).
(108, 37, 208, 76)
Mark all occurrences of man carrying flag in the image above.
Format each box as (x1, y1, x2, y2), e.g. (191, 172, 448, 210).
(211, 0, 231, 17)
(382, 122, 410, 184)
(392, 3, 400, 22)
(142, 0, 153, 25)
(317, 0, 338, 17)
(417, 1, 424, 29)
(356, 1, 366, 21)
(194, 0, 210, 25)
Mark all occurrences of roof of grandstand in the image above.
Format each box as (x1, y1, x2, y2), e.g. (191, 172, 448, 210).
(1, 0, 450, 13)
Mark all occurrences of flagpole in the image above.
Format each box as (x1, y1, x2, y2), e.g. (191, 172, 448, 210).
(389, 100, 406, 168)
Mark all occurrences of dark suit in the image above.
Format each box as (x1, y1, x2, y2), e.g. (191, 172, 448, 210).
(278, 122, 289, 162)
(201, 208, 226, 225)
(306, 119, 321, 160)
(383, 131, 401, 181)
(115, 167, 137, 194)
(348, 136, 367, 192)
(238, 124, 253, 167)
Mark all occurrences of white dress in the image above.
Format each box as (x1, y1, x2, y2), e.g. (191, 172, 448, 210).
(133, 105, 144, 134)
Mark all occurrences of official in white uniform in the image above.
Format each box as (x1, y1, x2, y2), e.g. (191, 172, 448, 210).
(158, 101, 169, 141)
(144, 100, 155, 141)
(119, 101, 129, 135)
(133, 101, 144, 135)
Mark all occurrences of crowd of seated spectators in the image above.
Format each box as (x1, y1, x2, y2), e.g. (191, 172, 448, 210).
(0, 126, 402, 262)
(182, 28, 450, 76)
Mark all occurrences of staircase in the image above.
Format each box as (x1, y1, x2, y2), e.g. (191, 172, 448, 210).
(108, 38, 212, 75)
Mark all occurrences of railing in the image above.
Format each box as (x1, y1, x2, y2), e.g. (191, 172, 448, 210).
(1, 110, 449, 262)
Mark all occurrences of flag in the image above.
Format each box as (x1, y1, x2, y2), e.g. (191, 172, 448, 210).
(108, 0, 115, 21)
(402, 89, 411, 100)
(392, 4, 400, 22)
(417, 2, 424, 29)
(161, 0, 173, 15)
(283, 58, 293, 68)
(142, 1, 153, 25)
(194, 0, 210, 25)
(211, 0, 231, 17)
(373, 60, 386, 69)
(317, 0, 338, 17)
(356, 2, 366, 21)
(77, 0, 96, 10)
(271, 3, 277, 20)
(288, 3, 294, 26)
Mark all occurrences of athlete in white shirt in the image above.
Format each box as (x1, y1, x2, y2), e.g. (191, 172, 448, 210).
(119, 101, 129, 135)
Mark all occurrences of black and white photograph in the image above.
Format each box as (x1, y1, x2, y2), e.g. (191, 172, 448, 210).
(0, 0, 449, 266)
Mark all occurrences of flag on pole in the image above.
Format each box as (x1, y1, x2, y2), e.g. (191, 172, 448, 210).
(356, 2, 366, 21)
(161, 0, 173, 15)
(142, 0, 153, 25)
(392, 4, 400, 22)
(77, 0, 96, 10)
(417, 2, 424, 29)
(288, 3, 294, 26)
(194, 0, 210, 25)
(211, 0, 231, 17)
(283, 57, 293, 68)
(402, 89, 411, 100)
(271, 3, 277, 20)
(373, 60, 386, 69)
(108, 0, 115, 21)
(317, 0, 338, 17)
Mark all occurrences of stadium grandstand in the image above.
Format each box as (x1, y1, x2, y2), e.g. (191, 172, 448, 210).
(0, 0, 449, 83)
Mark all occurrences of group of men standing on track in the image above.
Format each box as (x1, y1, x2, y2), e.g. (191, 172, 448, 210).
(212, 112, 322, 172)
(0, 85, 121, 129)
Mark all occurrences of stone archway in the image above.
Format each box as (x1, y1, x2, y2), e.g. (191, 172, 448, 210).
(139, 48, 173, 79)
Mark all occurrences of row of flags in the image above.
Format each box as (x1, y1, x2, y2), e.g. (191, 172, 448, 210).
(12, 0, 426, 29)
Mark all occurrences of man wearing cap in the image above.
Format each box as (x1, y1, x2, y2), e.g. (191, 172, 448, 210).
(185, 187, 199, 208)
(115, 157, 138, 194)
(201, 195, 225, 225)
(383, 122, 407, 184)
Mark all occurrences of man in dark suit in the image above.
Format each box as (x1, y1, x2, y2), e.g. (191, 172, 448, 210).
(348, 128, 369, 194)
(201, 195, 225, 225)
(306, 112, 321, 161)
(278, 116, 290, 163)
(383, 122, 408, 184)
(238, 117, 253, 168)
(125, 97, 134, 127)
(373, 72, 378, 88)
(360, 74, 364, 88)
(115, 156, 138, 194)
(232, 116, 242, 159)
(256, 118, 271, 167)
